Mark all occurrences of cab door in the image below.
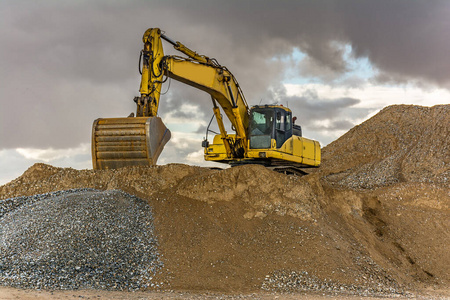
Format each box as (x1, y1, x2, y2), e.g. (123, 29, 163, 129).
(275, 110, 293, 148)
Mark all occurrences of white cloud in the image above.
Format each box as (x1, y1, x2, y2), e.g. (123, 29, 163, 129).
(0, 149, 34, 186)
(186, 149, 207, 163)
(284, 83, 450, 109)
(0, 130, 224, 186)
(153, 130, 222, 168)
(280, 81, 450, 146)
(0, 144, 92, 186)
(16, 143, 90, 163)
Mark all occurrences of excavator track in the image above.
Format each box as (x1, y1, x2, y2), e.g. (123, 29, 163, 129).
(267, 166, 308, 176)
(228, 160, 310, 176)
(92, 117, 170, 170)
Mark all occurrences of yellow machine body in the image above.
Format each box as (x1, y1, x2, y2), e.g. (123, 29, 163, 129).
(204, 105, 320, 168)
(205, 134, 320, 167)
(92, 28, 320, 172)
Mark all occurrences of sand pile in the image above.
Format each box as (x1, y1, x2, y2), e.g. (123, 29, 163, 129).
(321, 105, 449, 188)
(0, 163, 209, 200)
(0, 104, 449, 297)
(176, 165, 318, 220)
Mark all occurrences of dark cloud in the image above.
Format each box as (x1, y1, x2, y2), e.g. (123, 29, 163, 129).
(159, 82, 208, 119)
(262, 84, 370, 139)
(338, 1, 450, 86)
(1, 0, 449, 150)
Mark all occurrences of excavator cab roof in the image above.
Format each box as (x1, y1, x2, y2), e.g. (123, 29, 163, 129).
(251, 105, 292, 113)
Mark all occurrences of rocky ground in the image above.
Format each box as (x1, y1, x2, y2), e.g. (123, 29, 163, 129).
(0, 104, 448, 299)
(0, 189, 163, 291)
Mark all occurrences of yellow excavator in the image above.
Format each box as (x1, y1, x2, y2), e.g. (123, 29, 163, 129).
(92, 28, 320, 174)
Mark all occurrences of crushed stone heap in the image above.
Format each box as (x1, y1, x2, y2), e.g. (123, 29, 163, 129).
(0, 189, 163, 290)
(321, 105, 449, 189)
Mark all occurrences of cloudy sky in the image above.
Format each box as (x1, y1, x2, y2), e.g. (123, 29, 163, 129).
(1, 0, 449, 184)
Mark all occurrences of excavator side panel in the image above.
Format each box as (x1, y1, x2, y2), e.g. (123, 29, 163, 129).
(92, 117, 171, 170)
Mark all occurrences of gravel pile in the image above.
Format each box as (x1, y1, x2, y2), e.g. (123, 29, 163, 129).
(0, 189, 163, 290)
(261, 270, 407, 298)
(321, 105, 450, 189)
(325, 152, 404, 189)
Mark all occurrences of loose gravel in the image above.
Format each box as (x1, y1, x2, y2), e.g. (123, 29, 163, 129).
(0, 189, 163, 290)
(321, 105, 449, 189)
(261, 269, 408, 298)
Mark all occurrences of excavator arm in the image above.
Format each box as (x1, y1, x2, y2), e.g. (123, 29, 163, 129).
(163, 56, 249, 157)
(135, 28, 164, 117)
(142, 28, 250, 158)
(92, 28, 250, 169)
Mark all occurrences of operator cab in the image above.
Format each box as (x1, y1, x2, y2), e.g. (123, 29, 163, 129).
(249, 105, 301, 149)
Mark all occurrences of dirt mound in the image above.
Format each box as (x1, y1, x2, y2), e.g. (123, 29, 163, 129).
(321, 105, 449, 188)
(0, 104, 449, 297)
(0, 163, 209, 200)
(177, 165, 318, 220)
(1, 164, 448, 296)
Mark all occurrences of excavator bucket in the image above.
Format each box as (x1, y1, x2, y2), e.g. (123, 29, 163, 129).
(92, 117, 171, 170)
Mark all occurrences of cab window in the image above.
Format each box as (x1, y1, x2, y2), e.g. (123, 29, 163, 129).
(276, 112, 286, 131)
(250, 110, 273, 135)
(286, 112, 292, 131)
